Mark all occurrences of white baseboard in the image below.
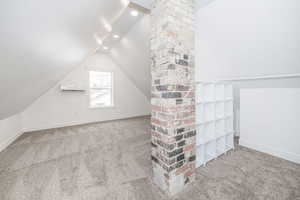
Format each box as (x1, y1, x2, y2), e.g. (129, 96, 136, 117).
(240, 140, 300, 164)
(0, 131, 24, 153)
(23, 114, 150, 133)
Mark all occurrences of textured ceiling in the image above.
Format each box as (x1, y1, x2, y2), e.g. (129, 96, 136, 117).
(0, 0, 151, 120)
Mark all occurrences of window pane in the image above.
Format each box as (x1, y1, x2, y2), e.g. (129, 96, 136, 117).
(90, 89, 112, 107)
(89, 71, 113, 108)
(90, 71, 112, 88)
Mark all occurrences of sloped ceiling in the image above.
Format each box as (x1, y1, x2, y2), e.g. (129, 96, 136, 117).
(110, 15, 151, 99)
(130, 0, 154, 9)
(0, 0, 152, 120)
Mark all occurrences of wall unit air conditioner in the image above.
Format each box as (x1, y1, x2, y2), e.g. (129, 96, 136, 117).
(60, 82, 86, 92)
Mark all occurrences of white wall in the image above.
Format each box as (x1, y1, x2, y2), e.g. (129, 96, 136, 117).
(0, 0, 133, 120)
(110, 15, 151, 99)
(0, 113, 23, 152)
(240, 88, 300, 164)
(21, 53, 150, 132)
(196, 0, 300, 81)
(232, 78, 300, 136)
(195, 0, 300, 135)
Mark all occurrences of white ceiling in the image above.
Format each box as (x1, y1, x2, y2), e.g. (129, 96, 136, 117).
(0, 0, 151, 120)
(111, 15, 151, 99)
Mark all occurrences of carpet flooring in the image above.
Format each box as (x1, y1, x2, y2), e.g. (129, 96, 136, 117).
(0, 116, 299, 200)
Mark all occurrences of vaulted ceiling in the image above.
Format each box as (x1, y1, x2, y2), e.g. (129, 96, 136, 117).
(0, 0, 153, 120)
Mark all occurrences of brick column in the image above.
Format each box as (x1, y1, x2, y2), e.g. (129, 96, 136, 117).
(150, 0, 196, 196)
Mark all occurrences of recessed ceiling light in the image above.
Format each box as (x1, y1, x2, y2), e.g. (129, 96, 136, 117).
(113, 34, 120, 39)
(97, 39, 103, 45)
(104, 23, 112, 32)
(130, 10, 139, 17)
(94, 34, 103, 45)
(103, 46, 109, 50)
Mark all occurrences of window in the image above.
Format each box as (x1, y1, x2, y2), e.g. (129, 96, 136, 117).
(89, 71, 113, 108)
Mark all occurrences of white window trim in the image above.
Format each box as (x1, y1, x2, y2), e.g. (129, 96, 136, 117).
(89, 71, 114, 109)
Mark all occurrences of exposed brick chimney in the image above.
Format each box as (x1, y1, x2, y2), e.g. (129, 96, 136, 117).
(150, 0, 196, 195)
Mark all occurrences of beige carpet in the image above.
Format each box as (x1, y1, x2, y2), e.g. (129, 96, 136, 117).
(0, 116, 299, 200)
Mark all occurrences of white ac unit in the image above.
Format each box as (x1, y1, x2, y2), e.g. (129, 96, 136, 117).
(60, 82, 86, 92)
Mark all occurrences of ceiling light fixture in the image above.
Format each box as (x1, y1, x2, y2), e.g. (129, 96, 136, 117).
(104, 23, 112, 32)
(113, 34, 120, 39)
(130, 10, 139, 17)
(99, 18, 112, 33)
(103, 46, 109, 50)
(94, 34, 103, 45)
